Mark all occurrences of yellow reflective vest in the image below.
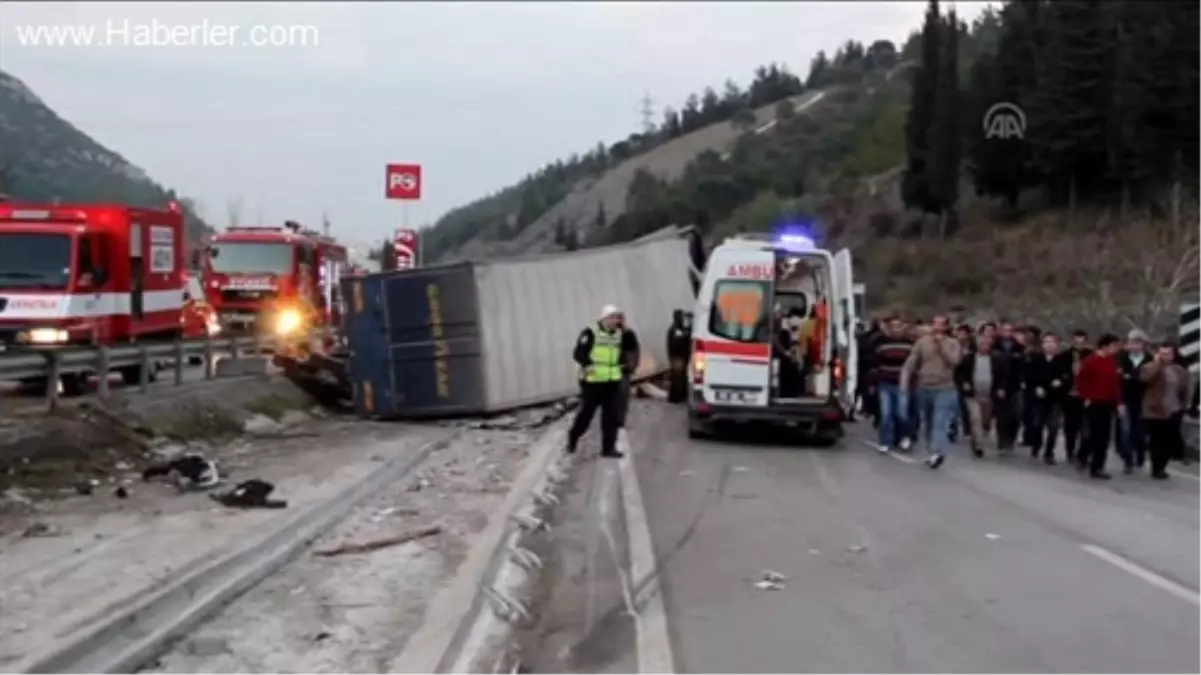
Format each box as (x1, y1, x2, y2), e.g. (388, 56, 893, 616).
(584, 324, 624, 383)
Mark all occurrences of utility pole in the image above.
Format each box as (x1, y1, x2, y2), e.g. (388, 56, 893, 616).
(639, 91, 656, 135)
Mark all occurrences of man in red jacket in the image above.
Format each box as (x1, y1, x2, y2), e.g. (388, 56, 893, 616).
(1075, 333, 1125, 479)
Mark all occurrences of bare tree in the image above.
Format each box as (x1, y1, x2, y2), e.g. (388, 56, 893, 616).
(226, 196, 244, 228)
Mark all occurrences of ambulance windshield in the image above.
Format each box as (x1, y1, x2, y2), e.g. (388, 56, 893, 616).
(0, 232, 71, 289)
(209, 242, 293, 275)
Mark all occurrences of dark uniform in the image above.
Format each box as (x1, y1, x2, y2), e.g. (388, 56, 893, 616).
(666, 310, 692, 403)
(617, 324, 640, 428)
(567, 321, 625, 458)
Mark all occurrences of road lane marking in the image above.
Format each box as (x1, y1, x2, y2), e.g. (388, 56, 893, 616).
(618, 429, 677, 674)
(1162, 466, 1201, 480)
(1081, 544, 1200, 607)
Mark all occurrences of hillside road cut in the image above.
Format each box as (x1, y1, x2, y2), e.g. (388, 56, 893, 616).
(524, 399, 1200, 673)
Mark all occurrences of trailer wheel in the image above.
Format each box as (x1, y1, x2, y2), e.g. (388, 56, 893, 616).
(119, 364, 158, 386)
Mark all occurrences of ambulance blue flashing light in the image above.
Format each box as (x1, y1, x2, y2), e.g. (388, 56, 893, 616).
(775, 233, 814, 251)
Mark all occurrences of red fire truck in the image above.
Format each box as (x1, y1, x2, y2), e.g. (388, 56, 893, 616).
(199, 221, 348, 341)
(0, 200, 188, 392)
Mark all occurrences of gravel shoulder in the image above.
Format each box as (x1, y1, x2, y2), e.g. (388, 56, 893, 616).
(144, 424, 550, 673)
(0, 416, 447, 671)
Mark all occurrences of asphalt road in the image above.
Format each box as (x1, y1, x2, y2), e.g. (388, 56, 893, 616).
(528, 400, 1200, 673)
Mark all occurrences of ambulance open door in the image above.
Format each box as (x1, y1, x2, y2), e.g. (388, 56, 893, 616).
(832, 248, 858, 409)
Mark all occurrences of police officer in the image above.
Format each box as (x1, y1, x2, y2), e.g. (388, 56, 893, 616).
(666, 310, 692, 403)
(567, 305, 625, 458)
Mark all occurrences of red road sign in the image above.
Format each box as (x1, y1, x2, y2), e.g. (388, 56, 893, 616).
(394, 228, 417, 269)
(385, 163, 423, 200)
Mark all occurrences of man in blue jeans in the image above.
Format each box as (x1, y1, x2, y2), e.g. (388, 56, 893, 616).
(900, 315, 963, 468)
(871, 316, 915, 452)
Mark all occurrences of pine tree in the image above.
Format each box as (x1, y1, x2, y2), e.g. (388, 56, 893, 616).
(901, 0, 942, 215)
(929, 10, 962, 234)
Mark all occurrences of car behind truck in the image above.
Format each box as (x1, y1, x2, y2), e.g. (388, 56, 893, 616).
(687, 233, 859, 444)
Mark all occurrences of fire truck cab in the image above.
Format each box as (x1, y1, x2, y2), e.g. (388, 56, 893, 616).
(199, 221, 348, 342)
(0, 201, 187, 390)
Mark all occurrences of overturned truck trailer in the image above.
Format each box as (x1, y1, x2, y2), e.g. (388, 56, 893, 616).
(342, 226, 703, 418)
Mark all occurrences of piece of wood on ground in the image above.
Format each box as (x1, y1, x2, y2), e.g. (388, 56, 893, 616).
(313, 524, 443, 557)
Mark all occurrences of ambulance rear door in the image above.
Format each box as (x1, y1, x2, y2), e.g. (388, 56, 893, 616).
(831, 247, 858, 409)
(694, 248, 775, 409)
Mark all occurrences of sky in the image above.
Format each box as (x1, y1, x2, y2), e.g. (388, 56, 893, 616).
(0, 1, 988, 249)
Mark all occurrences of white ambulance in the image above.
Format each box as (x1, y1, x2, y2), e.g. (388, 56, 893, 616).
(687, 233, 858, 443)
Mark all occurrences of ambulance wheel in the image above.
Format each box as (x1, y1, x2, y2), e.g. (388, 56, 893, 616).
(687, 413, 713, 440)
(810, 422, 843, 447)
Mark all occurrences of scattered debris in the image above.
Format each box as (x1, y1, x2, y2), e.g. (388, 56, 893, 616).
(114, 486, 129, 499)
(313, 630, 332, 642)
(21, 521, 62, 538)
(678, 469, 697, 477)
(732, 466, 750, 473)
(3, 487, 32, 505)
(753, 569, 789, 591)
(313, 524, 443, 557)
(210, 479, 287, 509)
(142, 454, 222, 491)
(74, 480, 98, 496)
(985, 533, 1002, 541)
(846, 544, 868, 553)
(808, 548, 821, 555)
(242, 414, 284, 436)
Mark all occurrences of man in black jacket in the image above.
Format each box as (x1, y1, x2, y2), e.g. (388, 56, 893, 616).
(665, 310, 692, 403)
(1061, 330, 1093, 461)
(857, 319, 883, 426)
(955, 331, 1020, 456)
(1023, 332, 1074, 464)
(991, 322, 1026, 452)
(1116, 329, 1152, 473)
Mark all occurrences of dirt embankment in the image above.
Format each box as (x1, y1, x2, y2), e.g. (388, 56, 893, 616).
(0, 376, 314, 500)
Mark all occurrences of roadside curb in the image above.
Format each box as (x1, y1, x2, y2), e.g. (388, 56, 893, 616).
(388, 417, 573, 674)
(18, 431, 459, 674)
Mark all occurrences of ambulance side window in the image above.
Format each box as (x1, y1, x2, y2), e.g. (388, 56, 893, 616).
(710, 280, 770, 343)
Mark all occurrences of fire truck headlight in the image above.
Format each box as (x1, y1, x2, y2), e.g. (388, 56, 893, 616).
(25, 328, 69, 344)
(206, 317, 222, 336)
(275, 309, 304, 336)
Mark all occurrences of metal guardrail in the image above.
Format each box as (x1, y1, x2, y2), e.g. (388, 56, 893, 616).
(0, 335, 276, 410)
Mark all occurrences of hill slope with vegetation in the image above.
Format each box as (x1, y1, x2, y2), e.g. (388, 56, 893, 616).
(0, 69, 212, 243)
(422, 44, 905, 262)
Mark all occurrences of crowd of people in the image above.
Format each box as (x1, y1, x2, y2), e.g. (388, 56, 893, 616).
(856, 316, 1199, 480)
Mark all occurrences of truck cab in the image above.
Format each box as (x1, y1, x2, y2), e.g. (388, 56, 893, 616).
(0, 201, 187, 389)
(687, 233, 858, 443)
(200, 222, 347, 344)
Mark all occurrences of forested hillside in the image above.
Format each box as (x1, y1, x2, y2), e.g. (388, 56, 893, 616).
(0, 70, 212, 242)
(423, 41, 904, 262)
(586, 0, 1198, 332)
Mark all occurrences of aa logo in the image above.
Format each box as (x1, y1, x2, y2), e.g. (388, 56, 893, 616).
(983, 102, 1026, 140)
